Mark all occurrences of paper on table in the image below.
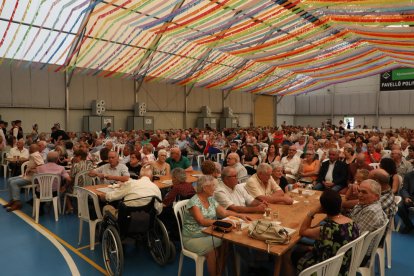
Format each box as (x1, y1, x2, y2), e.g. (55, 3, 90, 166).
(161, 180, 173, 185)
(291, 189, 315, 195)
(96, 187, 113, 193)
(292, 200, 299, 204)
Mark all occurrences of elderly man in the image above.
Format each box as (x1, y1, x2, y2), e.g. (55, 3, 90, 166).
(37, 140, 49, 163)
(223, 141, 243, 167)
(4, 144, 44, 211)
(101, 167, 163, 219)
(397, 171, 414, 233)
(245, 163, 293, 205)
(166, 147, 192, 171)
(315, 148, 348, 192)
(89, 151, 130, 184)
(391, 149, 413, 178)
(350, 179, 387, 234)
(214, 167, 267, 213)
(225, 152, 248, 182)
(7, 138, 30, 176)
(368, 169, 397, 221)
(348, 153, 373, 184)
(281, 145, 301, 184)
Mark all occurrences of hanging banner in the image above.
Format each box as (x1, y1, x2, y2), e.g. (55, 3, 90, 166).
(380, 68, 414, 91)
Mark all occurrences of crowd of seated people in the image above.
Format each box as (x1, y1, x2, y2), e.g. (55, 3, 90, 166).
(2, 121, 414, 274)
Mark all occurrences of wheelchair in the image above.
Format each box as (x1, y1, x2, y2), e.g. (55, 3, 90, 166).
(100, 196, 176, 276)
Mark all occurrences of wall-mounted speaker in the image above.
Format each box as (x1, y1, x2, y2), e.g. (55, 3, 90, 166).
(201, 106, 211, 117)
(92, 100, 106, 116)
(223, 107, 234, 117)
(134, 102, 147, 116)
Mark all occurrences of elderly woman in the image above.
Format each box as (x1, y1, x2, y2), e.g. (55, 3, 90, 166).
(201, 160, 221, 178)
(150, 149, 170, 176)
(182, 175, 249, 276)
(271, 163, 289, 192)
(163, 168, 195, 207)
(62, 149, 94, 213)
(55, 145, 69, 166)
(284, 189, 360, 276)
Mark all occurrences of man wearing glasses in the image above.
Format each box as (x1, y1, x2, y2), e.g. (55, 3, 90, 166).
(214, 167, 267, 213)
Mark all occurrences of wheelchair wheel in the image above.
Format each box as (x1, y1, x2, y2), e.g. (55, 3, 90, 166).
(147, 218, 172, 265)
(102, 225, 124, 276)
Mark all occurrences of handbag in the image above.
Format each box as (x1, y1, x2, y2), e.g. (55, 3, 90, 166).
(213, 220, 233, 233)
(248, 220, 291, 252)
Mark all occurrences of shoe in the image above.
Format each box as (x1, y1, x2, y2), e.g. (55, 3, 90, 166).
(400, 226, 413, 234)
(3, 200, 14, 208)
(6, 201, 22, 212)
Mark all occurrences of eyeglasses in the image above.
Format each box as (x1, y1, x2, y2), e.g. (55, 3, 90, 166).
(225, 175, 237, 178)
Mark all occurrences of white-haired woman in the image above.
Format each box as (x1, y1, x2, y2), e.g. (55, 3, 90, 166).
(182, 175, 250, 276)
(150, 149, 170, 176)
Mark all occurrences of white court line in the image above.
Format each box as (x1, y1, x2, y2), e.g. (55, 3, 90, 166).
(0, 198, 80, 276)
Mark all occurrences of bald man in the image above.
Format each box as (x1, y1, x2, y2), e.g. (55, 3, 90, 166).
(368, 169, 397, 221)
(166, 148, 192, 171)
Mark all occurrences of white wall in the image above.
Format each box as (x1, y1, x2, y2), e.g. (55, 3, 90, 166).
(0, 60, 253, 132)
(278, 75, 414, 128)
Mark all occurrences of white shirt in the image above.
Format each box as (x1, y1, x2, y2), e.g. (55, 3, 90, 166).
(157, 139, 169, 149)
(0, 128, 5, 148)
(245, 174, 281, 199)
(281, 155, 301, 180)
(96, 163, 130, 184)
(325, 161, 336, 182)
(214, 182, 254, 209)
(7, 147, 30, 159)
(105, 177, 163, 214)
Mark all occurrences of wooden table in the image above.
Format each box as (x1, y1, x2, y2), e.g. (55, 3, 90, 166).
(85, 170, 202, 196)
(203, 190, 324, 276)
(154, 170, 201, 189)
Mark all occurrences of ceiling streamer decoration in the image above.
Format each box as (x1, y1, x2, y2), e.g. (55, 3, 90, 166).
(0, 0, 413, 96)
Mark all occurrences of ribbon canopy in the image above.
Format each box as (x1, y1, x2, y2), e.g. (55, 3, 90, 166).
(0, 0, 413, 96)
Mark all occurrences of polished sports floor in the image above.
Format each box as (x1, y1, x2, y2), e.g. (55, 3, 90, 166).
(1, 176, 413, 276)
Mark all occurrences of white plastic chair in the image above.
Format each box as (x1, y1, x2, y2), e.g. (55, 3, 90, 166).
(357, 220, 389, 276)
(336, 231, 369, 276)
(31, 173, 61, 224)
(18, 161, 34, 199)
(298, 252, 345, 276)
(238, 175, 250, 184)
(379, 196, 402, 270)
(76, 187, 103, 250)
(196, 155, 206, 169)
(1, 151, 10, 182)
(392, 195, 402, 231)
(369, 163, 380, 169)
(174, 199, 205, 276)
(62, 170, 98, 214)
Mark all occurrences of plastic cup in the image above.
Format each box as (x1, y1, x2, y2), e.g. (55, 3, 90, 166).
(235, 221, 242, 232)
